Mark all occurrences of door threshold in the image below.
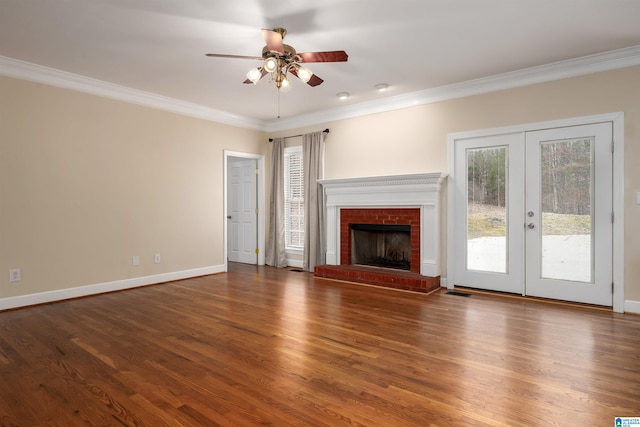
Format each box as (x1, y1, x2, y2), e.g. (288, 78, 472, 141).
(451, 286, 612, 312)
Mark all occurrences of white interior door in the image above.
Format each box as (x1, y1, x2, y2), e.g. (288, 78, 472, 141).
(453, 123, 613, 306)
(227, 158, 258, 264)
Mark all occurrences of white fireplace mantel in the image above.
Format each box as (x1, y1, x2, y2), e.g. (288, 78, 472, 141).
(319, 173, 447, 277)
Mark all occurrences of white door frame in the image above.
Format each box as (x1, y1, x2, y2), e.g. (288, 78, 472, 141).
(447, 112, 625, 313)
(224, 150, 266, 271)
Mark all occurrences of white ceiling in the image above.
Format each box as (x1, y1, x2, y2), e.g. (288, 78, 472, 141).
(2, 0, 640, 128)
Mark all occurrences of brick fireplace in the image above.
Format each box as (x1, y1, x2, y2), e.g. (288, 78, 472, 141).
(315, 173, 446, 293)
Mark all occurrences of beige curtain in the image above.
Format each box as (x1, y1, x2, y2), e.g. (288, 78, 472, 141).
(266, 138, 287, 267)
(303, 131, 325, 272)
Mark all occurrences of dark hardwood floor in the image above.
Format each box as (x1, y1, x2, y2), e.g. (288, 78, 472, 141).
(1, 262, 639, 426)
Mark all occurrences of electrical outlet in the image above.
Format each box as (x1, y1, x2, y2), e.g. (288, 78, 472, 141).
(132, 256, 140, 266)
(9, 268, 21, 283)
(154, 253, 161, 264)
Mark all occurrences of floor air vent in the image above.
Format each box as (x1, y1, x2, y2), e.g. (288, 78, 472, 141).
(446, 291, 471, 297)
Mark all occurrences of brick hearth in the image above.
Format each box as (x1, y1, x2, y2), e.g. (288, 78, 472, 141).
(314, 264, 440, 294)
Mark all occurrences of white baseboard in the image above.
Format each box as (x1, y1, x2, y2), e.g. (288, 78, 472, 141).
(0, 265, 225, 311)
(624, 299, 640, 314)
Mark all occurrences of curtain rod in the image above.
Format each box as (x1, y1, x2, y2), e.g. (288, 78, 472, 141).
(268, 128, 329, 142)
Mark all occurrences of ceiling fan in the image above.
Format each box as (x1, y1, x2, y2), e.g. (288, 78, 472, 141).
(206, 28, 348, 90)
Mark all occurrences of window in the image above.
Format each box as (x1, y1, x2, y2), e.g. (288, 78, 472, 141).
(284, 146, 304, 249)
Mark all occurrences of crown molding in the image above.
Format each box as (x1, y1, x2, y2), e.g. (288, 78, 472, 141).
(265, 45, 640, 132)
(0, 56, 267, 131)
(2, 45, 639, 133)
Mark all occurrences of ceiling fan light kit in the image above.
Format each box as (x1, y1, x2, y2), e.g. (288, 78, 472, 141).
(206, 28, 348, 91)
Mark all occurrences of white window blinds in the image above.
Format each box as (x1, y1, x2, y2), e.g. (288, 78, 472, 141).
(284, 146, 304, 249)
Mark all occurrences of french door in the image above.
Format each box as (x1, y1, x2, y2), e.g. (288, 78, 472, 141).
(453, 122, 613, 306)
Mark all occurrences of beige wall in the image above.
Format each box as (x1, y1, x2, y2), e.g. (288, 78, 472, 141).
(3, 65, 639, 305)
(270, 66, 640, 302)
(0, 76, 265, 299)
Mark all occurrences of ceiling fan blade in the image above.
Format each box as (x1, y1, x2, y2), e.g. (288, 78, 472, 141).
(298, 51, 348, 63)
(289, 68, 324, 87)
(206, 53, 262, 60)
(306, 74, 324, 87)
(262, 29, 285, 54)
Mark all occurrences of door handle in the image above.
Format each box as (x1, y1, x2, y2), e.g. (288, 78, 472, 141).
(227, 215, 232, 219)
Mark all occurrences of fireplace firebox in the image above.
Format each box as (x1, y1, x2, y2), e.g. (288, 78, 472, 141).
(351, 223, 411, 270)
(339, 208, 421, 274)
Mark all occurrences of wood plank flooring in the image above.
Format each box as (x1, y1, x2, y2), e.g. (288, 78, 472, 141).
(1, 262, 639, 426)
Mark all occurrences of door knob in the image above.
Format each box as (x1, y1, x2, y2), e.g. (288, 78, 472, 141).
(227, 215, 232, 219)
(527, 223, 535, 229)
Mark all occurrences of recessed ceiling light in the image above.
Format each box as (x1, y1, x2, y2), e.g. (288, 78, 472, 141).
(375, 83, 389, 92)
(337, 92, 350, 100)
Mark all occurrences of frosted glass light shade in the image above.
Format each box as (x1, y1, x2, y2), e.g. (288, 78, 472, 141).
(264, 57, 278, 73)
(246, 68, 262, 84)
(279, 75, 291, 92)
(296, 65, 313, 83)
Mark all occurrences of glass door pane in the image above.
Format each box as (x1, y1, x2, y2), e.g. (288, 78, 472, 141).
(466, 146, 508, 273)
(539, 137, 593, 282)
